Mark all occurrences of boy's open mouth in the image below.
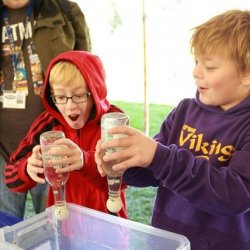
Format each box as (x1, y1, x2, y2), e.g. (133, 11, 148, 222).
(69, 114, 79, 121)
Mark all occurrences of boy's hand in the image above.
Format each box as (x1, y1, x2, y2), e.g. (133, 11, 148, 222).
(94, 139, 107, 177)
(27, 139, 84, 184)
(27, 145, 45, 183)
(52, 138, 84, 174)
(97, 126, 158, 172)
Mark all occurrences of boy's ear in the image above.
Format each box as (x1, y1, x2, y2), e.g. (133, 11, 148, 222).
(242, 67, 250, 86)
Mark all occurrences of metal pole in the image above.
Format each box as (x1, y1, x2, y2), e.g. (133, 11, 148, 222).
(142, 0, 149, 136)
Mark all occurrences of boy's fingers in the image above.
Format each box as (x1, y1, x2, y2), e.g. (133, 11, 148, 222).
(97, 164, 106, 177)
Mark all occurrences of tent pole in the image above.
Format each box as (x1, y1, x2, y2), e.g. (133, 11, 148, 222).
(142, 0, 149, 136)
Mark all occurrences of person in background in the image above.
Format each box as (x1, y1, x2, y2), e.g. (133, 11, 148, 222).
(95, 9, 250, 250)
(0, 0, 91, 219)
(4, 50, 127, 218)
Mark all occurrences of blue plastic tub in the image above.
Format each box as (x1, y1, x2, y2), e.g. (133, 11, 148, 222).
(0, 203, 190, 250)
(0, 211, 22, 228)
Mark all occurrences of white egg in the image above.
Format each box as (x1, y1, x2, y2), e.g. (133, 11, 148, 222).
(55, 204, 69, 220)
(106, 196, 122, 213)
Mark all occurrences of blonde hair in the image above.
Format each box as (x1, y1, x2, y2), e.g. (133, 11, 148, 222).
(190, 9, 250, 73)
(49, 61, 85, 89)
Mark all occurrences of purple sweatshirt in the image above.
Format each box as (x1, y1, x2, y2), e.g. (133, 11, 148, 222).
(123, 93, 250, 250)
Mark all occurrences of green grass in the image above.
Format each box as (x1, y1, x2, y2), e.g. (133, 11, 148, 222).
(112, 100, 174, 137)
(25, 101, 175, 225)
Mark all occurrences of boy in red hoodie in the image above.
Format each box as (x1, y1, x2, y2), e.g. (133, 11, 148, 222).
(4, 50, 127, 218)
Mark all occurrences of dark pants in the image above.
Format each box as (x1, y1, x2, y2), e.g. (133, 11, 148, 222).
(0, 154, 48, 218)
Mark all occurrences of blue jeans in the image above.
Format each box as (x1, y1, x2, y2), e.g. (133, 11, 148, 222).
(0, 154, 48, 219)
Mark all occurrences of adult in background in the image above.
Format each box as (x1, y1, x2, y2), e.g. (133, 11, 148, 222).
(0, 0, 91, 218)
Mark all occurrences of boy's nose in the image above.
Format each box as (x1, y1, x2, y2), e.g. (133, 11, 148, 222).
(65, 98, 78, 108)
(193, 66, 203, 80)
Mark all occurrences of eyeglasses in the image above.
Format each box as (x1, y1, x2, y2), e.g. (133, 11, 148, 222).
(51, 92, 91, 104)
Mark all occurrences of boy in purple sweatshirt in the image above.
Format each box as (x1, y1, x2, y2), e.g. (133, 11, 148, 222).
(95, 9, 250, 250)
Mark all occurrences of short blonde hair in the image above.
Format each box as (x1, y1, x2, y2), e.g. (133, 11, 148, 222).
(190, 9, 250, 73)
(49, 61, 85, 89)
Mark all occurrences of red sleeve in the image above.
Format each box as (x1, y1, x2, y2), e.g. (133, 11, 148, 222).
(4, 111, 55, 192)
(4, 157, 36, 192)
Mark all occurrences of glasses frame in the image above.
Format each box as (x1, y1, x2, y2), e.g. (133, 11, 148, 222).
(51, 92, 91, 104)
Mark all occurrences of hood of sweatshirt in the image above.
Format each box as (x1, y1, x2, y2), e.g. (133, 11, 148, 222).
(42, 50, 110, 129)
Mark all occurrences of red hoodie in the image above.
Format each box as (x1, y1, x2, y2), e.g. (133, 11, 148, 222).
(4, 51, 127, 218)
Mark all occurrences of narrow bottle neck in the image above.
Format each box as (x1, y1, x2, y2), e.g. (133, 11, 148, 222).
(52, 185, 66, 206)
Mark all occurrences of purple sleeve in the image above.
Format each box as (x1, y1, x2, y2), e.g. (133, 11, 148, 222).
(148, 142, 250, 216)
(123, 167, 159, 187)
